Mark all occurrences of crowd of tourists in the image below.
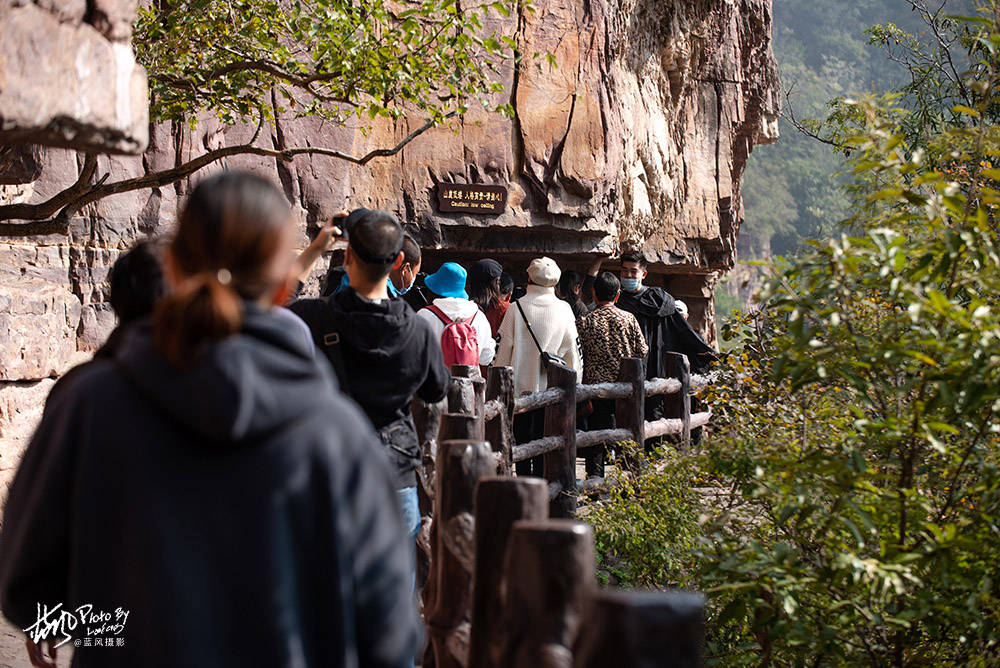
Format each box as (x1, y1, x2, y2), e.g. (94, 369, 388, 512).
(0, 171, 715, 667)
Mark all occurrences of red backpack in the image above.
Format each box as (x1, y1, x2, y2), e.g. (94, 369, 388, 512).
(426, 304, 480, 367)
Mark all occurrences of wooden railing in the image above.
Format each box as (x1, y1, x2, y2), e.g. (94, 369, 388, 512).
(411, 351, 711, 667)
(415, 352, 711, 519)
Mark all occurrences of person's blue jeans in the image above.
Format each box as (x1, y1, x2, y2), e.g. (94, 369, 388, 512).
(397, 486, 420, 668)
(397, 485, 421, 542)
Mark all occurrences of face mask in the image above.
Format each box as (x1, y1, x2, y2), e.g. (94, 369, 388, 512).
(621, 277, 641, 292)
(397, 267, 415, 295)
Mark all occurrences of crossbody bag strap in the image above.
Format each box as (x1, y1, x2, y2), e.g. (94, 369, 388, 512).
(515, 299, 546, 355)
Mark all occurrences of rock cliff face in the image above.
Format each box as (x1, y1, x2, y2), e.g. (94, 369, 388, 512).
(0, 0, 148, 155)
(0, 0, 779, 492)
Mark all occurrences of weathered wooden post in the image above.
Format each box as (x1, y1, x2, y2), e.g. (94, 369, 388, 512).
(573, 590, 706, 668)
(485, 366, 515, 476)
(440, 412, 481, 443)
(468, 478, 549, 668)
(544, 364, 578, 518)
(615, 358, 646, 450)
(448, 365, 485, 440)
(417, 396, 480, 665)
(413, 396, 445, 511)
(495, 519, 596, 667)
(425, 369, 483, 666)
(663, 352, 691, 448)
(426, 439, 496, 668)
(412, 395, 445, 594)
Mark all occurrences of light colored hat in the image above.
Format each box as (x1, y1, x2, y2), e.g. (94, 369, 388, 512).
(527, 257, 561, 287)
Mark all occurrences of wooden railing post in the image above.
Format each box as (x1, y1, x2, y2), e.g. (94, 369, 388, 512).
(663, 352, 691, 448)
(495, 520, 596, 667)
(449, 364, 485, 440)
(615, 358, 646, 449)
(412, 395, 445, 597)
(440, 413, 480, 443)
(468, 478, 549, 668)
(573, 590, 706, 667)
(426, 439, 496, 668)
(412, 396, 444, 512)
(544, 364, 577, 518)
(485, 366, 515, 476)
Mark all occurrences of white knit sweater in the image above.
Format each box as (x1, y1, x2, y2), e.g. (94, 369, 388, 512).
(494, 284, 582, 397)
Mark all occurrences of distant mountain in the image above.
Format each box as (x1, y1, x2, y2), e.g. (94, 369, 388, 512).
(741, 0, 969, 258)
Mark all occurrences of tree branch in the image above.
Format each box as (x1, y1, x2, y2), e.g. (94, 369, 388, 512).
(782, 84, 853, 152)
(155, 58, 357, 107)
(0, 112, 455, 237)
(0, 153, 98, 222)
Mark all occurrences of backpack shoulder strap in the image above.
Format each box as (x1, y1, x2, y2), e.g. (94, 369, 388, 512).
(297, 299, 351, 395)
(426, 303, 454, 326)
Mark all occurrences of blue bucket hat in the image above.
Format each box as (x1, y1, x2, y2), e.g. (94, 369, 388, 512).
(425, 262, 469, 299)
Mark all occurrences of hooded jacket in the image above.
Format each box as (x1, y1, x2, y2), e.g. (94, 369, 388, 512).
(494, 284, 582, 397)
(616, 286, 717, 377)
(290, 289, 450, 488)
(0, 306, 420, 668)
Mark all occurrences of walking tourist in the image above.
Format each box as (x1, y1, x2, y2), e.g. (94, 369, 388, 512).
(593, 253, 716, 443)
(558, 269, 588, 318)
(418, 262, 497, 368)
(495, 257, 582, 477)
(390, 234, 434, 311)
(577, 272, 649, 478)
(485, 270, 514, 338)
(467, 258, 507, 337)
(45, 240, 167, 408)
(308, 221, 429, 308)
(0, 172, 421, 668)
(290, 208, 451, 578)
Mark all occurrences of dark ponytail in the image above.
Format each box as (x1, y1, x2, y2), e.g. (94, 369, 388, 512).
(154, 172, 292, 367)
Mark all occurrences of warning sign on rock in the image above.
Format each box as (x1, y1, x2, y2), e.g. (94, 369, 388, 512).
(436, 183, 508, 215)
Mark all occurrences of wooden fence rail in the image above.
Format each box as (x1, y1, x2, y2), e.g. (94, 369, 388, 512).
(418, 352, 711, 520)
(414, 352, 712, 668)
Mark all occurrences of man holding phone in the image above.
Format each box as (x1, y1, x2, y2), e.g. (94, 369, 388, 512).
(290, 209, 450, 593)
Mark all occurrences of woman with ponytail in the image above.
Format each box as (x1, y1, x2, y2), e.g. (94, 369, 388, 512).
(0, 172, 420, 668)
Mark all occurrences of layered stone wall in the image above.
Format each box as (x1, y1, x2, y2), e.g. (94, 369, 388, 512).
(0, 0, 780, 494)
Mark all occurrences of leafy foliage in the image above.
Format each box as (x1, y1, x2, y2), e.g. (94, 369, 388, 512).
(134, 0, 529, 128)
(587, 444, 702, 588)
(696, 10, 1000, 664)
(592, 5, 1000, 665)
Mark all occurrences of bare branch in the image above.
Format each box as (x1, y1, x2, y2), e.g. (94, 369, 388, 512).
(0, 153, 98, 223)
(0, 112, 456, 237)
(782, 85, 853, 152)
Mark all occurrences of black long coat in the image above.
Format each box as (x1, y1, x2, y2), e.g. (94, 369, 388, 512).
(617, 286, 717, 377)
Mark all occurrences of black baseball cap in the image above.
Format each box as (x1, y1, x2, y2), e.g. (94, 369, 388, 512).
(344, 208, 404, 265)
